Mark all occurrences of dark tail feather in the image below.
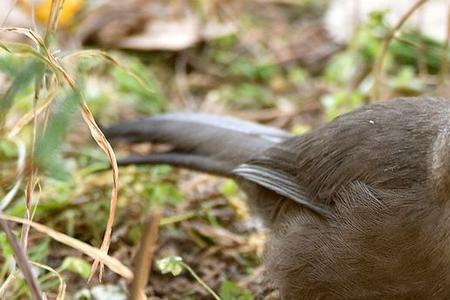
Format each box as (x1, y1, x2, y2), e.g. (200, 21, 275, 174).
(117, 153, 231, 176)
(104, 113, 291, 176)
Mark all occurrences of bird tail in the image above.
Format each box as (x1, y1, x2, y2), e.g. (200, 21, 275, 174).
(103, 113, 291, 177)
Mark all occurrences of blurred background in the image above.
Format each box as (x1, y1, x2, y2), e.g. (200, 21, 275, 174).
(0, 0, 449, 299)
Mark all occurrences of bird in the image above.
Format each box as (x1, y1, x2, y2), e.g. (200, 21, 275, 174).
(104, 97, 450, 299)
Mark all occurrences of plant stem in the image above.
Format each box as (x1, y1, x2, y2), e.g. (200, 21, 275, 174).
(181, 262, 222, 300)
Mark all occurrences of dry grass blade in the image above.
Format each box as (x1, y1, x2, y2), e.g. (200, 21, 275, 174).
(371, 0, 429, 100)
(62, 49, 156, 96)
(81, 101, 119, 281)
(27, 45, 121, 282)
(46, 0, 66, 36)
(0, 42, 55, 71)
(21, 172, 39, 251)
(8, 87, 57, 138)
(1, 0, 122, 294)
(27, 42, 121, 282)
(63, 48, 155, 281)
(0, 30, 74, 88)
(0, 214, 133, 280)
(0, 219, 43, 300)
(0, 27, 47, 50)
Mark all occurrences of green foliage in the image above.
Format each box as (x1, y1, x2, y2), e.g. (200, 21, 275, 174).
(327, 9, 449, 88)
(35, 89, 81, 180)
(389, 66, 424, 94)
(221, 83, 272, 109)
(219, 280, 253, 300)
(0, 140, 18, 159)
(209, 36, 238, 65)
(126, 225, 142, 244)
(231, 61, 279, 82)
(0, 232, 14, 257)
(0, 59, 43, 126)
(157, 256, 184, 276)
(28, 239, 50, 263)
(10, 178, 74, 219)
(59, 256, 91, 279)
(288, 66, 307, 85)
(321, 90, 364, 121)
(210, 34, 238, 51)
(111, 58, 166, 114)
(220, 179, 239, 197)
(157, 256, 222, 300)
(325, 10, 386, 85)
(325, 51, 364, 85)
(355, 11, 388, 61)
(149, 165, 173, 178)
(143, 182, 182, 207)
(390, 31, 448, 74)
(0, 53, 29, 77)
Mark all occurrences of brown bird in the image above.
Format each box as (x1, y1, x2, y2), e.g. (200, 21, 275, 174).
(104, 97, 450, 299)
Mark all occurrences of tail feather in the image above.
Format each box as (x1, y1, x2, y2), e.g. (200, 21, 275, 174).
(117, 153, 231, 176)
(104, 113, 291, 176)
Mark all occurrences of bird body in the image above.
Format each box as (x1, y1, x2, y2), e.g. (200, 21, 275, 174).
(105, 97, 450, 299)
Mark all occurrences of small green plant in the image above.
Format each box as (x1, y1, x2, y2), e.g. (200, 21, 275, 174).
(157, 256, 222, 300)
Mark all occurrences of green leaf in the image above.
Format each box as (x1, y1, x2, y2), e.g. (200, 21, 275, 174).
(0, 232, 13, 257)
(220, 179, 239, 197)
(144, 183, 182, 206)
(157, 256, 184, 276)
(0, 59, 43, 126)
(0, 140, 18, 158)
(60, 256, 91, 279)
(28, 239, 50, 263)
(111, 58, 165, 114)
(321, 90, 364, 121)
(219, 280, 253, 300)
(390, 31, 447, 74)
(149, 165, 173, 177)
(35, 89, 81, 179)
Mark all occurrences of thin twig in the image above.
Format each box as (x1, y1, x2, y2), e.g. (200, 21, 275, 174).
(0, 219, 42, 300)
(371, 0, 429, 100)
(129, 212, 161, 300)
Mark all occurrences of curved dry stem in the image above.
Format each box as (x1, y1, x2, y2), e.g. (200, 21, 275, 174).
(8, 86, 57, 138)
(26, 42, 121, 282)
(80, 102, 119, 281)
(31, 261, 66, 300)
(0, 27, 47, 51)
(62, 49, 155, 96)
